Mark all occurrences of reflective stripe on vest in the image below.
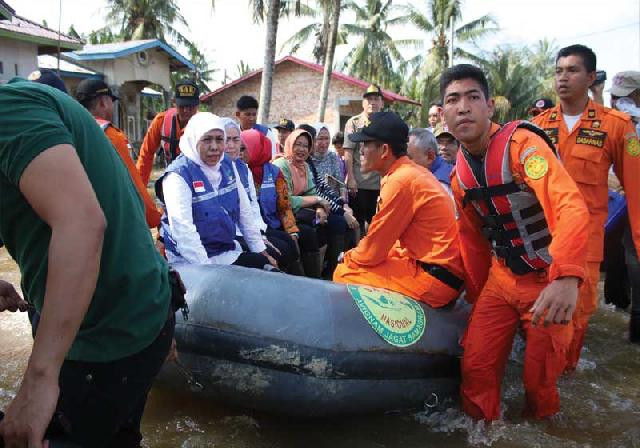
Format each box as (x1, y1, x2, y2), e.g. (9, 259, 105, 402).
(160, 155, 240, 259)
(95, 118, 110, 131)
(234, 158, 251, 196)
(160, 108, 179, 165)
(456, 120, 553, 275)
(259, 163, 281, 230)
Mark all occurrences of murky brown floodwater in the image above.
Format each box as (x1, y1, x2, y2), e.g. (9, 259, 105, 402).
(2, 247, 640, 447)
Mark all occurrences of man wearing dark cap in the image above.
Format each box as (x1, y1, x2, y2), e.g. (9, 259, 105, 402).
(527, 98, 554, 118)
(333, 112, 464, 309)
(76, 78, 162, 228)
(136, 80, 200, 186)
(274, 118, 295, 153)
(343, 84, 384, 235)
(27, 69, 68, 93)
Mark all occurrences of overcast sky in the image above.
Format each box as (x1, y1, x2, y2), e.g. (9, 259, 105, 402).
(14, 0, 640, 99)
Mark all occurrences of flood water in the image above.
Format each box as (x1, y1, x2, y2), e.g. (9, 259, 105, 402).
(1, 247, 639, 447)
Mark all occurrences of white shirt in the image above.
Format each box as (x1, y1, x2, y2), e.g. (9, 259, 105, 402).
(563, 113, 582, 132)
(163, 161, 266, 266)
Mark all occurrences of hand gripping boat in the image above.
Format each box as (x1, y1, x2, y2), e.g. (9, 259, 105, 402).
(158, 264, 470, 417)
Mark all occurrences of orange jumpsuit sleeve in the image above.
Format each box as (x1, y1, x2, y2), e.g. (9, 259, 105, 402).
(106, 127, 162, 228)
(451, 175, 492, 303)
(344, 178, 413, 267)
(136, 112, 164, 186)
(511, 130, 589, 283)
(611, 122, 640, 257)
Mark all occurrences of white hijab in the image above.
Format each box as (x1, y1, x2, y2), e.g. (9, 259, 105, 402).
(179, 112, 227, 185)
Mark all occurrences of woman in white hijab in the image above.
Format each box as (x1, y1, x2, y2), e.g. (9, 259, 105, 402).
(158, 112, 277, 269)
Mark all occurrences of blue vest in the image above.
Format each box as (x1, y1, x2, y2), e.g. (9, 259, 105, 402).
(234, 158, 251, 196)
(258, 163, 281, 230)
(430, 155, 452, 186)
(160, 155, 240, 258)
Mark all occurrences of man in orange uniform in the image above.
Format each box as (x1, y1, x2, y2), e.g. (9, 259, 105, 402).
(533, 45, 640, 372)
(442, 64, 590, 421)
(76, 79, 162, 228)
(136, 81, 200, 186)
(333, 112, 464, 309)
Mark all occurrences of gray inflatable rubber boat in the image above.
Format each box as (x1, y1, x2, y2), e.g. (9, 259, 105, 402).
(158, 264, 469, 417)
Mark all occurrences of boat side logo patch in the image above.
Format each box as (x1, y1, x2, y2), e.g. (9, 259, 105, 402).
(347, 285, 425, 347)
(524, 155, 549, 180)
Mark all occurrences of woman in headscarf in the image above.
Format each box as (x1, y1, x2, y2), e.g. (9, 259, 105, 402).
(157, 112, 277, 269)
(221, 117, 296, 271)
(310, 123, 344, 192)
(272, 129, 330, 277)
(242, 128, 302, 274)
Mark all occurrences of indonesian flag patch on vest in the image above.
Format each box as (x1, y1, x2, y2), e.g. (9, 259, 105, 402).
(193, 180, 205, 193)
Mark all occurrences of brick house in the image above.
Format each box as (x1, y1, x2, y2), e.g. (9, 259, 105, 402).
(200, 56, 420, 135)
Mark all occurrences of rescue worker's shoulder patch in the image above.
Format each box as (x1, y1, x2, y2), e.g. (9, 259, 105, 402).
(523, 152, 549, 180)
(627, 134, 640, 157)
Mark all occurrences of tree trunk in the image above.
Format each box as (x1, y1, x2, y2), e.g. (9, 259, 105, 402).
(257, 0, 281, 125)
(316, 0, 340, 122)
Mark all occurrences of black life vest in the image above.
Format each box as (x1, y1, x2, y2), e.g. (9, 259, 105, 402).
(456, 120, 556, 275)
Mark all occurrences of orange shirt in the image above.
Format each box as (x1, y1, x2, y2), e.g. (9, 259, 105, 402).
(533, 100, 640, 262)
(452, 122, 590, 301)
(104, 124, 162, 228)
(343, 156, 464, 279)
(136, 110, 185, 186)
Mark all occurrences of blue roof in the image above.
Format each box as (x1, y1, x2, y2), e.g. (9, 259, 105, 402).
(63, 39, 195, 71)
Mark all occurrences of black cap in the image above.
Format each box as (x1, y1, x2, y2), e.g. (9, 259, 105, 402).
(27, 69, 68, 94)
(363, 83, 383, 98)
(274, 118, 295, 131)
(175, 81, 200, 107)
(530, 98, 554, 110)
(348, 112, 408, 145)
(75, 79, 118, 103)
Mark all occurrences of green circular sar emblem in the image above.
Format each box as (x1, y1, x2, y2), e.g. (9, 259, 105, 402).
(347, 285, 426, 347)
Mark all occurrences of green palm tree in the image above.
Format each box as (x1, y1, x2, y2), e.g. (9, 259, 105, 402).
(483, 47, 542, 123)
(401, 0, 497, 70)
(280, 0, 347, 65)
(340, 0, 417, 88)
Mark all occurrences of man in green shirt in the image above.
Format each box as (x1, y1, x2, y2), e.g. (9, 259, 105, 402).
(0, 79, 173, 447)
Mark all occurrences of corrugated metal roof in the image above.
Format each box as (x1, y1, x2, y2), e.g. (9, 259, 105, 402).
(0, 13, 82, 50)
(0, 0, 15, 20)
(63, 39, 195, 71)
(201, 55, 421, 106)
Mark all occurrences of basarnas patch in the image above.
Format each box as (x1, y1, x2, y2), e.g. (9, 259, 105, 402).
(347, 285, 426, 347)
(524, 155, 549, 180)
(576, 128, 607, 148)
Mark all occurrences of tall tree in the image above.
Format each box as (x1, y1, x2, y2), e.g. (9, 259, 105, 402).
(482, 47, 541, 123)
(317, 0, 341, 121)
(280, 0, 346, 65)
(251, 0, 304, 124)
(340, 0, 417, 88)
(401, 0, 496, 69)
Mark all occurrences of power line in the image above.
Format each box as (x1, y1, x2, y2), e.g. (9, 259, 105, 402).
(557, 21, 639, 40)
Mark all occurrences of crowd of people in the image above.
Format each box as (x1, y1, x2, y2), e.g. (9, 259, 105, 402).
(0, 42, 639, 446)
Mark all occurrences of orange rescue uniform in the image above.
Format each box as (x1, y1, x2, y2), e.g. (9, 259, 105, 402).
(101, 122, 162, 228)
(333, 156, 464, 308)
(136, 110, 185, 186)
(533, 100, 640, 371)
(454, 123, 589, 421)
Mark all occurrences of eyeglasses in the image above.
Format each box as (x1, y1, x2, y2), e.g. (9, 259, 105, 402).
(293, 142, 310, 150)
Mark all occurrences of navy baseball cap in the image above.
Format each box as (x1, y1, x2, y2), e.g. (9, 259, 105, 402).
(27, 69, 68, 94)
(275, 118, 295, 131)
(175, 81, 200, 107)
(348, 112, 409, 146)
(75, 79, 118, 103)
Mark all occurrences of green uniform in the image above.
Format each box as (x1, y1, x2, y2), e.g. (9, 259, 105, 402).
(343, 112, 381, 190)
(0, 79, 170, 362)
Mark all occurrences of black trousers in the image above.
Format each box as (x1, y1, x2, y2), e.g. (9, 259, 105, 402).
(351, 188, 379, 234)
(37, 315, 175, 448)
(265, 227, 299, 270)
